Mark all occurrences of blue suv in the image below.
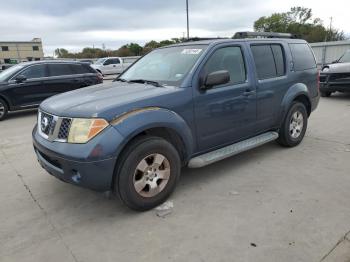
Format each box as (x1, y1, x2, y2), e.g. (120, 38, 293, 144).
(33, 36, 320, 210)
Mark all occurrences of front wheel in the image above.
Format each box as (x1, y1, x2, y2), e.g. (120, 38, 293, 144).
(116, 136, 181, 211)
(277, 102, 308, 147)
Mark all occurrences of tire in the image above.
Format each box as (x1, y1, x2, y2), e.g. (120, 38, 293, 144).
(320, 91, 331, 97)
(0, 98, 8, 121)
(116, 136, 181, 211)
(277, 102, 308, 147)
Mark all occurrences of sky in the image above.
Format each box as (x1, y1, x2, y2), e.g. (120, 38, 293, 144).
(0, 0, 349, 56)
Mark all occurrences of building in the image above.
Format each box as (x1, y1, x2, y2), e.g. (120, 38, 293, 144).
(0, 38, 44, 64)
(310, 40, 350, 66)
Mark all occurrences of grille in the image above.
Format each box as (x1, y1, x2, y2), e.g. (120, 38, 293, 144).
(329, 73, 350, 81)
(319, 75, 328, 83)
(58, 118, 72, 140)
(40, 112, 55, 136)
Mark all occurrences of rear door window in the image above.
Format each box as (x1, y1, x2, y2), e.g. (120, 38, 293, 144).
(20, 64, 47, 79)
(289, 43, 316, 71)
(251, 44, 286, 79)
(48, 64, 74, 77)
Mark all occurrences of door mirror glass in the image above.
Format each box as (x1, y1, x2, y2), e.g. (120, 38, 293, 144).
(203, 70, 230, 89)
(15, 75, 27, 83)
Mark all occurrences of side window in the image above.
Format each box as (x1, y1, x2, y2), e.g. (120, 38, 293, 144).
(251, 44, 286, 79)
(271, 45, 285, 76)
(289, 43, 316, 71)
(48, 64, 74, 77)
(70, 64, 89, 74)
(110, 58, 120, 64)
(20, 64, 46, 79)
(203, 46, 246, 85)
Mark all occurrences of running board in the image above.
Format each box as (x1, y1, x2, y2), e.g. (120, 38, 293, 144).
(188, 132, 279, 168)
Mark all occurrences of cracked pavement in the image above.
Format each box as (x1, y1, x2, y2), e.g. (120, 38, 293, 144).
(0, 93, 350, 262)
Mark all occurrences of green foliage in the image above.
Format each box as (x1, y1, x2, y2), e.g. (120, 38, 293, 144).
(254, 7, 346, 43)
(55, 38, 186, 59)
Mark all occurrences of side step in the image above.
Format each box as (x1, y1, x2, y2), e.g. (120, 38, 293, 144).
(188, 132, 279, 168)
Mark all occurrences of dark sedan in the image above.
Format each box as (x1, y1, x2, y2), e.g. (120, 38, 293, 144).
(0, 61, 103, 120)
(320, 50, 350, 97)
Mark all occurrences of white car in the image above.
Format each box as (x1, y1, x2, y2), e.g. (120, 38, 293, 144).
(91, 57, 139, 75)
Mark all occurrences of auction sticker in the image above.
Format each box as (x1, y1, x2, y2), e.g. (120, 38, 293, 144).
(181, 49, 202, 55)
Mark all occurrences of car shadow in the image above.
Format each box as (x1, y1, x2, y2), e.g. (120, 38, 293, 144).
(323, 92, 350, 100)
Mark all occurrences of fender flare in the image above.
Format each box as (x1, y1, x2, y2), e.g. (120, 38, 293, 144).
(110, 107, 195, 161)
(278, 83, 311, 124)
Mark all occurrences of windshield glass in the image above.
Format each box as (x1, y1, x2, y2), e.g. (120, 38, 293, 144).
(0, 64, 24, 82)
(120, 45, 207, 86)
(339, 50, 350, 63)
(94, 58, 107, 65)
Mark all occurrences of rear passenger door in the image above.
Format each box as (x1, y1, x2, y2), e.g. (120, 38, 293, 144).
(250, 43, 288, 132)
(45, 63, 83, 96)
(103, 58, 121, 74)
(194, 44, 257, 151)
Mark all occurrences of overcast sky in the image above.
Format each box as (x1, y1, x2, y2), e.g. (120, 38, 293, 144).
(0, 0, 349, 56)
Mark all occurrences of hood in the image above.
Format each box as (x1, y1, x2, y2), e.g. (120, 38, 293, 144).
(40, 81, 180, 120)
(90, 64, 101, 69)
(323, 62, 350, 74)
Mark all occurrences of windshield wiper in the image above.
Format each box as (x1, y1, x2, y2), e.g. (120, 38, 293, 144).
(114, 78, 127, 82)
(128, 79, 164, 87)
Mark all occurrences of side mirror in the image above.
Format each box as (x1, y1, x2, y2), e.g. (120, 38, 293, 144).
(202, 70, 230, 89)
(15, 75, 27, 83)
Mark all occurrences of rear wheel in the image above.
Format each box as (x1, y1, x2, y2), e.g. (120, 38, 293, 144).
(320, 91, 332, 97)
(277, 102, 308, 147)
(116, 136, 181, 211)
(0, 98, 8, 121)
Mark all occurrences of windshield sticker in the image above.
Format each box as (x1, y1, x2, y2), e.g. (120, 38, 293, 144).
(181, 49, 202, 55)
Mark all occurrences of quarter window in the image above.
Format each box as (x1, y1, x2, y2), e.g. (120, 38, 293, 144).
(70, 64, 90, 74)
(20, 65, 46, 79)
(203, 46, 246, 85)
(251, 44, 285, 80)
(289, 43, 316, 71)
(48, 64, 73, 77)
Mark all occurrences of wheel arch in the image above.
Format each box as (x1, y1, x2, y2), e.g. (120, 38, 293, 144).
(0, 94, 11, 110)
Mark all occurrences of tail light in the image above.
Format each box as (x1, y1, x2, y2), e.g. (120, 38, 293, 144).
(97, 73, 103, 82)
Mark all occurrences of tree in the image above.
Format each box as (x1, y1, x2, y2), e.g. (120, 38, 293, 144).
(54, 48, 69, 58)
(254, 7, 345, 42)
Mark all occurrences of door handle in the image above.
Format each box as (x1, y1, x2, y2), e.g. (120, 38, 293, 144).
(243, 90, 256, 96)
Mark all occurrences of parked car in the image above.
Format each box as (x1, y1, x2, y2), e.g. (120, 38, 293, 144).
(91, 56, 139, 75)
(33, 36, 319, 211)
(0, 61, 103, 120)
(320, 49, 350, 97)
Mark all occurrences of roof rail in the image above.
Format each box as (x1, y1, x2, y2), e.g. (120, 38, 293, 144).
(233, 31, 298, 39)
(184, 37, 229, 42)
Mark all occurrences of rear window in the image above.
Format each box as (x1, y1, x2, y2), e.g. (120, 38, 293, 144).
(251, 44, 285, 80)
(289, 43, 316, 71)
(48, 64, 73, 77)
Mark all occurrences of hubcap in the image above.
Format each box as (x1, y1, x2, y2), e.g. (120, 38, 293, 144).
(133, 153, 171, 198)
(0, 102, 5, 118)
(289, 111, 304, 139)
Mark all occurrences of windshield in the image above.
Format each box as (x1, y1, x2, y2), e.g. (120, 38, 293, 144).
(338, 50, 350, 63)
(0, 64, 24, 82)
(120, 45, 207, 86)
(94, 58, 107, 65)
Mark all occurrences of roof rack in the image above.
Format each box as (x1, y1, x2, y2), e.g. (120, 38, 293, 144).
(233, 32, 298, 39)
(184, 37, 229, 42)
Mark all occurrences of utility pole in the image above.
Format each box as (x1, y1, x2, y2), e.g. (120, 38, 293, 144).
(186, 0, 189, 39)
(329, 17, 333, 41)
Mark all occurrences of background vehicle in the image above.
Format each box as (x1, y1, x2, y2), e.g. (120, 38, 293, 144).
(91, 56, 139, 75)
(320, 49, 350, 97)
(33, 34, 319, 211)
(0, 61, 103, 120)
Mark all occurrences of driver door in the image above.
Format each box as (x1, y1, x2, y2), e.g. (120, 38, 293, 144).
(193, 44, 257, 151)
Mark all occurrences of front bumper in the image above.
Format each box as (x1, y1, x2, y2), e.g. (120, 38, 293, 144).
(32, 125, 125, 192)
(320, 73, 350, 92)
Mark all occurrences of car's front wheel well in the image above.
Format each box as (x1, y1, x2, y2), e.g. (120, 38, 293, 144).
(293, 95, 311, 116)
(0, 95, 10, 110)
(111, 127, 187, 191)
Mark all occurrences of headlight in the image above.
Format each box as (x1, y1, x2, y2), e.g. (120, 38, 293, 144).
(68, 118, 109, 144)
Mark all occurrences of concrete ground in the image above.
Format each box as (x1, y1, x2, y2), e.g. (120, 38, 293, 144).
(0, 92, 350, 262)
